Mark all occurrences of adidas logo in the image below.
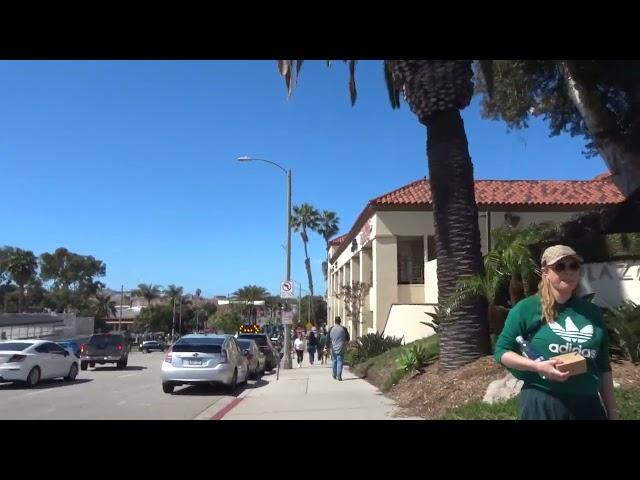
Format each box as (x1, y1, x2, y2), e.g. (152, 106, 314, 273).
(548, 343, 598, 358)
(549, 316, 593, 345)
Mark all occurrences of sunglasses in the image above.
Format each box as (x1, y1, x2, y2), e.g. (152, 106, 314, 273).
(548, 261, 580, 273)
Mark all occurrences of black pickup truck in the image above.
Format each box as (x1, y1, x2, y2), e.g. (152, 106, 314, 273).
(80, 333, 129, 370)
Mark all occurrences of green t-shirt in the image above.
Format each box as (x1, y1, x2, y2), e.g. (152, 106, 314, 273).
(494, 294, 611, 396)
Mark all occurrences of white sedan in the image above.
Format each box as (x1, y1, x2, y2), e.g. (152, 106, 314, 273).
(0, 339, 80, 387)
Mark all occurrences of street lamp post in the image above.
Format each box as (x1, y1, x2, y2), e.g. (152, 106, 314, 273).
(238, 156, 293, 369)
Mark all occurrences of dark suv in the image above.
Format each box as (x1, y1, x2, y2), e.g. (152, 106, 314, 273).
(237, 334, 279, 371)
(80, 333, 129, 370)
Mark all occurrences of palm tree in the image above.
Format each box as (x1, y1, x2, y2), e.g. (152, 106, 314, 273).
(316, 210, 340, 282)
(134, 283, 162, 307)
(279, 60, 493, 372)
(95, 292, 117, 319)
(164, 284, 183, 306)
(5, 248, 38, 313)
(233, 285, 269, 324)
(291, 203, 320, 297)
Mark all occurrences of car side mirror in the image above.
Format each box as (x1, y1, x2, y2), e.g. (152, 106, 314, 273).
(243, 349, 249, 356)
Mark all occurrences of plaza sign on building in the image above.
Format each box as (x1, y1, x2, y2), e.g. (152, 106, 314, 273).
(579, 260, 640, 309)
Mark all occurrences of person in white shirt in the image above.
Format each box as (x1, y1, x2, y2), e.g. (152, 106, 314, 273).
(294, 333, 306, 368)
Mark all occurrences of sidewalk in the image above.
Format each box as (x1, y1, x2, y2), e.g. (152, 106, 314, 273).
(219, 355, 422, 420)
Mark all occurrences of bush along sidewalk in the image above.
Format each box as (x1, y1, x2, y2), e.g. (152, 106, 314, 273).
(350, 335, 440, 392)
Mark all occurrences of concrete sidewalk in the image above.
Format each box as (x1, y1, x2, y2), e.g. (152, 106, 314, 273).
(220, 355, 422, 420)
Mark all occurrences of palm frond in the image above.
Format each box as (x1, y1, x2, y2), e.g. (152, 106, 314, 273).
(383, 61, 401, 109)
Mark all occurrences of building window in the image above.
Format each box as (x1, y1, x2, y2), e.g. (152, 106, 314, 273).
(397, 237, 424, 284)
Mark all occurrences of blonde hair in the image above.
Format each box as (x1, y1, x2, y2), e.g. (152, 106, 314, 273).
(538, 275, 557, 324)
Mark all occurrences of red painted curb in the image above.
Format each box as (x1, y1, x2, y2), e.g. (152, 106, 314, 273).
(210, 397, 244, 420)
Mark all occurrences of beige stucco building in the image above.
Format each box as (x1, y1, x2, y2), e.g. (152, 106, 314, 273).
(327, 174, 624, 343)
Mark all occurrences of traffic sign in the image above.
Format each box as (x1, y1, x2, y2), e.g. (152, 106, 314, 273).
(280, 280, 294, 298)
(281, 311, 293, 325)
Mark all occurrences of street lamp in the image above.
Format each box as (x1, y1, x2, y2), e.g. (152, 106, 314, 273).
(237, 155, 293, 369)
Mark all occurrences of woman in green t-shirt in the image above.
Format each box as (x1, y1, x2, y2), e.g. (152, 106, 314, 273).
(494, 244, 619, 420)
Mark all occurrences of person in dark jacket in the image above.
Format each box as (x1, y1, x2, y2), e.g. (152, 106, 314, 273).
(307, 331, 318, 365)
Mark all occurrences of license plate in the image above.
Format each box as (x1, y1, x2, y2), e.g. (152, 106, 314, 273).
(188, 359, 202, 366)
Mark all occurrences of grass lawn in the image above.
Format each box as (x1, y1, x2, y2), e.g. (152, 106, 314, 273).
(442, 387, 640, 420)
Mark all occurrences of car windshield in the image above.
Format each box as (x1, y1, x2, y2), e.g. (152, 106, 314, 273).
(238, 335, 267, 346)
(172, 337, 223, 353)
(89, 335, 124, 345)
(237, 340, 254, 349)
(0, 342, 32, 351)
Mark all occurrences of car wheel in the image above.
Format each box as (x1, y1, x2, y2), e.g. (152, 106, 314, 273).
(162, 382, 174, 394)
(26, 367, 41, 388)
(81, 362, 88, 371)
(227, 369, 237, 392)
(65, 363, 79, 381)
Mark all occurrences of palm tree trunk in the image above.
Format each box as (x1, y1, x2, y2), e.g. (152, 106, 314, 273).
(18, 285, 24, 313)
(302, 231, 314, 297)
(425, 109, 491, 372)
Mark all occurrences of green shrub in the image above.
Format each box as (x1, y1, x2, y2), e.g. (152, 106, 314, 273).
(348, 332, 403, 366)
(605, 301, 640, 363)
(397, 344, 432, 372)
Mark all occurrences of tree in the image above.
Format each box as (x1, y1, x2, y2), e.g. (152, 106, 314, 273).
(195, 288, 202, 298)
(208, 307, 244, 335)
(164, 285, 183, 305)
(291, 203, 320, 298)
(335, 281, 369, 338)
(279, 60, 491, 371)
(233, 285, 269, 301)
(478, 60, 640, 197)
(3, 247, 38, 312)
(134, 283, 162, 307)
(233, 285, 269, 323)
(40, 247, 106, 313)
(134, 304, 173, 333)
(315, 210, 340, 282)
(95, 292, 117, 320)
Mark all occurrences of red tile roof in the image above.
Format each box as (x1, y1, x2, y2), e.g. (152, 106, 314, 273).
(329, 173, 624, 263)
(372, 175, 623, 207)
(328, 234, 347, 246)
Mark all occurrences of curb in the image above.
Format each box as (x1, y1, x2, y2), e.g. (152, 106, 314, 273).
(193, 391, 248, 420)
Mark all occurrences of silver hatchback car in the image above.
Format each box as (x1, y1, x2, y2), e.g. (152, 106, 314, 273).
(161, 334, 249, 394)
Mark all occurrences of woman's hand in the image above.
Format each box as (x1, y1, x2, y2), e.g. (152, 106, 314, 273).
(536, 359, 571, 382)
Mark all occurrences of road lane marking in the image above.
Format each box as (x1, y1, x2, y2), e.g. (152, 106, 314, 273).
(117, 373, 140, 378)
(116, 400, 127, 406)
(24, 388, 54, 396)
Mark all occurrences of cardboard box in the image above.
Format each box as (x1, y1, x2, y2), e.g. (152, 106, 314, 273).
(554, 352, 587, 376)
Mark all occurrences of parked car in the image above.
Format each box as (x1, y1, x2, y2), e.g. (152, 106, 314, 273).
(236, 338, 266, 378)
(161, 334, 249, 394)
(0, 340, 79, 387)
(237, 333, 280, 371)
(57, 340, 81, 357)
(140, 340, 166, 353)
(80, 333, 129, 370)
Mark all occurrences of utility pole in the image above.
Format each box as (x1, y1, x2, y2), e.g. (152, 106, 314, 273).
(119, 284, 123, 332)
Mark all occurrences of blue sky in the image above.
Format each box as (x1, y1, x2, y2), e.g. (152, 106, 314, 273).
(0, 60, 608, 298)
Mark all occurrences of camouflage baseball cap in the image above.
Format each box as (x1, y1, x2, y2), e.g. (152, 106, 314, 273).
(541, 244, 584, 266)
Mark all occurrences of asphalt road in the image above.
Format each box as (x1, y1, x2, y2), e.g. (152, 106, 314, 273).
(0, 350, 271, 419)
